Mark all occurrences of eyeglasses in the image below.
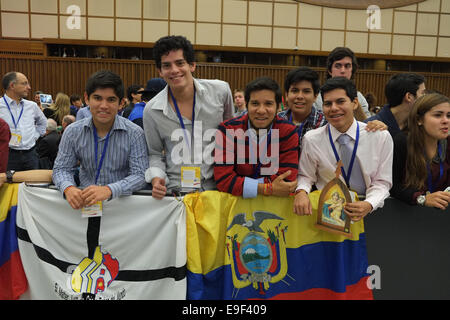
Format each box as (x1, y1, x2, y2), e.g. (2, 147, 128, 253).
(137, 91, 144, 94)
(15, 81, 29, 86)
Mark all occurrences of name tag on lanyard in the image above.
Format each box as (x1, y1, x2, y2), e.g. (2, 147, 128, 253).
(169, 87, 202, 189)
(81, 127, 111, 218)
(81, 201, 103, 218)
(3, 96, 24, 147)
(10, 132, 22, 147)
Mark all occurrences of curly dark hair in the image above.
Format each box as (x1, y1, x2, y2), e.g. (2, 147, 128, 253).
(153, 35, 195, 69)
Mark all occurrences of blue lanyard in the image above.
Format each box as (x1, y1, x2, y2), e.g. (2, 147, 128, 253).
(252, 128, 272, 178)
(93, 126, 111, 184)
(328, 122, 360, 188)
(3, 96, 24, 129)
(169, 87, 196, 149)
(288, 111, 305, 138)
(427, 143, 444, 193)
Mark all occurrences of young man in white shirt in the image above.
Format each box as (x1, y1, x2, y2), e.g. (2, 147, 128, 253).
(143, 35, 234, 199)
(293, 77, 393, 221)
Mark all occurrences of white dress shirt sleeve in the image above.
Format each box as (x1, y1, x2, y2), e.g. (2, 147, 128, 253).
(296, 134, 318, 193)
(363, 131, 393, 212)
(34, 103, 47, 139)
(143, 105, 169, 185)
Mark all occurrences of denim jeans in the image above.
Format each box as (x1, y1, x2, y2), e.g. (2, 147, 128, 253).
(7, 147, 39, 171)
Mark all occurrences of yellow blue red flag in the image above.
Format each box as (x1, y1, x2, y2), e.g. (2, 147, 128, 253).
(185, 190, 373, 300)
(0, 183, 27, 300)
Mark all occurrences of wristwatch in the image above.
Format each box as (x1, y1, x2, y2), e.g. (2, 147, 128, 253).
(6, 170, 15, 183)
(416, 194, 426, 206)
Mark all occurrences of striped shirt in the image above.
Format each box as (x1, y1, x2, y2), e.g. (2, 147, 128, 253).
(52, 115, 149, 198)
(75, 106, 91, 121)
(214, 114, 299, 197)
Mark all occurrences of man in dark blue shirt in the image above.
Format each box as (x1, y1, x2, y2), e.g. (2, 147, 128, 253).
(69, 94, 83, 117)
(365, 73, 426, 137)
(128, 78, 166, 128)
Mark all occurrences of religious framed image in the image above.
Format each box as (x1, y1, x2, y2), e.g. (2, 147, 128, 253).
(316, 162, 352, 237)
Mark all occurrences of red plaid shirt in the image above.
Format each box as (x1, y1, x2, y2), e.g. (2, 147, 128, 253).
(214, 114, 299, 196)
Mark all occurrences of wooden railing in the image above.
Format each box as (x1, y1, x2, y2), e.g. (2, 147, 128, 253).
(1, 55, 449, 105)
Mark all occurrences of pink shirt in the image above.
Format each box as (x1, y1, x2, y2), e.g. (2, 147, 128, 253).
(296, 119, 393, 212)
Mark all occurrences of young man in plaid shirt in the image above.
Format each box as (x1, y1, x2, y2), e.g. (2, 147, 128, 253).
(214, 77, 298, 198)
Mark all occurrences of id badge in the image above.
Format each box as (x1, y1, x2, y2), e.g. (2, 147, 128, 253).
(81, 201, 103, 218)
(181, 166, 201, 189)
(10, 132, 22, 147)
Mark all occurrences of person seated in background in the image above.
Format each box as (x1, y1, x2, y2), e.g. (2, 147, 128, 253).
(293, 77, 393, 221)
(214, 77, 298, 198)
(69, 94, 83, 117)
(61, 114, 75, 132)
(391, 93, 450, 210)
(36, 118, 60, 169)
(53, 70, 148, 210)
(365, 92, 381, 116)
(366, 73, 426, 138)
(122, 84, 144, 119)
(34, 91, 43, 111)
(43, 92, 71, 126)
(128, 78, 166, 129)
(233, 89, 247, 117)
(75, 96, 92, 121)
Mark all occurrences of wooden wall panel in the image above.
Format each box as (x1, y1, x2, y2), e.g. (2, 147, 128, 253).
(0, 56, 449, 107)
(0, 40, 44, 56)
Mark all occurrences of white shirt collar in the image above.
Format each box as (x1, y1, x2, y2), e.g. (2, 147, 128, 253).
(3, 94, 23, 106)
(152, 77, 204, 113)
(329, 118, 357, 143)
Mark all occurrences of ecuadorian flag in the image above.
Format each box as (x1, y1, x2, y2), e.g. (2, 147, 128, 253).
(0, 183, 28, 300)
(185, 191, 373, 300)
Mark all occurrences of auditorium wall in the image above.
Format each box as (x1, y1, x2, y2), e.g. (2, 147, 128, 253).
(1, 0, 450, 59)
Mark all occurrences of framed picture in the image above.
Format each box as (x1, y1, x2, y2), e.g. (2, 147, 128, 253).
(316, 161, 352, 237)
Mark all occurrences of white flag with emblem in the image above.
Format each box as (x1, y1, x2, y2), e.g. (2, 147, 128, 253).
(16, 184, 186, 300)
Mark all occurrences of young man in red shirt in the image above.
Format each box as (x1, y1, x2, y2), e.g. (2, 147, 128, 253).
(214, 77, 298, 198)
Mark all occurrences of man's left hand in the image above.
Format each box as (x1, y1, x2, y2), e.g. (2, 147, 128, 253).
(344, 201, 372, 222)
(81, 185, 112, 207)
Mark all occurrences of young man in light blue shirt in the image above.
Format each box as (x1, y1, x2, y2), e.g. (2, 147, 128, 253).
(53, 70, 148, 210)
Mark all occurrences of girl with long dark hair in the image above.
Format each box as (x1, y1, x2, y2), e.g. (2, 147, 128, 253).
(391, 93, 450, 209)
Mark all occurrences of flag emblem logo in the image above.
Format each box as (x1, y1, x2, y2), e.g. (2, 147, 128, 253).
(71, 246, 119, 295)
(226, 211, 292, 297)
